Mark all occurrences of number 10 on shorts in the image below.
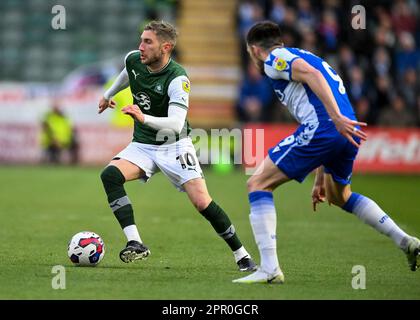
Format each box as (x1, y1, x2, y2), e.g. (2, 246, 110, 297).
(177, 152, 197, 170)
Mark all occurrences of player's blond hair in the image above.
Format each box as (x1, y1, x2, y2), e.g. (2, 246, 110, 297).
(144, 20, 178, 48)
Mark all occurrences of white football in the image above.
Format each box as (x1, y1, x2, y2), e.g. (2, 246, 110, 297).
(67, 231, 105, 266)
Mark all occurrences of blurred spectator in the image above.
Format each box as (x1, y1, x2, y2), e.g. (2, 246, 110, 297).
(296, 0, 317, 31)
(399, 68, 418, 110)
(269, 0, 287, 25)
(318, 9, 339, 52)
(348, 66, 368, 104)
(373, 25, 396, 53)
(323, 0, 341, 13)
(391, 0, 417, 36)
(395, 32, 419, 77)
(237, 0, 265, 69)
(40, 102, 79, 164)
(237, 0, 264, 39)
(337, 44, 356, 87)
(279, 7, 301, 47)
(377, 94, 416, 127)
(374, 5, 393, 31)
(372, 75, 393, 123)
(355, 97, 375, 124)
(372, 47, 392, 77)
(237, 62, 274, 122)
(300, 26, 318, 54)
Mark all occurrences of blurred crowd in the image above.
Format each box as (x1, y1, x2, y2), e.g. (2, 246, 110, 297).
(235, 0, 420, 127)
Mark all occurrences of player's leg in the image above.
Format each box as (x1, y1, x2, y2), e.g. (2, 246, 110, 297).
(324, 173, 420, 271)
(232, 156, 289, 284)
(100, 149, 154, 263)
(156, 137, 256, 271)
(234, 123, 326, 283)
(183, 178, 257, 272)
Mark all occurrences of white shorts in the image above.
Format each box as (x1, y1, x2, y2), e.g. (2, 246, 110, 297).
(114, 137, 203, 191)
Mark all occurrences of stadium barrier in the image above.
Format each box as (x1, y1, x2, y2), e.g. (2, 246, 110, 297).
(1, 123, 420, 173)
(243, 124, 420, 174)
(0, 123, 132, 165)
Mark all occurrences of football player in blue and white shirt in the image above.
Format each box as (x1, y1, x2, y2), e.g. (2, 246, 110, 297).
(233, 21, 420, 284)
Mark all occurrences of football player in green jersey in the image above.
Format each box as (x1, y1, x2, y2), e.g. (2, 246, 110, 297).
(98, 21, 256, 272)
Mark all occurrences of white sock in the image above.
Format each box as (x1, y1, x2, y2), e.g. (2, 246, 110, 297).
(123, 225, 142, 243)
(233, 246, 250, 263)
(249, 191, 279, 274)
(343, 193, 410, 250)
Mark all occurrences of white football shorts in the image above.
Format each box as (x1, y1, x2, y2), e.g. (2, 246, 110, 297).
(114, 137, 203, 191)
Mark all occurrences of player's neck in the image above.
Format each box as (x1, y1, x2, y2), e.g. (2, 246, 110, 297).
(265, 45, 283, 58)
(260, 51, 270, 61)
(258, 45, 283, 62)
(147, 56, 171, 73)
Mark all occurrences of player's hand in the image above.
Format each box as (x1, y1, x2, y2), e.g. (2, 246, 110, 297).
(332, 115, 367, 148)
(311, 184, 326, 212)
(98, 97, 116, 114)
(122, 104, 145, 123)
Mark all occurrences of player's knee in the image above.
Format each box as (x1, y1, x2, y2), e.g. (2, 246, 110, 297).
(192, 197, 211, 212)
(327, 196, 343, 207)
(100, 167, 111, 184)
(326, 193, 347, 208)
(100, 165, 125, 186)
(247, 176, 271, 192)
(247, 176, 261, 192)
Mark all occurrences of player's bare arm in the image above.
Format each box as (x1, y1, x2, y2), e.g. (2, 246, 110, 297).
(311, 166, 326, 212)
(291, 58, 367, 148)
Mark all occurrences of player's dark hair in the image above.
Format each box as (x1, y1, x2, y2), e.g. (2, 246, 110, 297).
(144, 20, 178, 47)
(246, 21, 284, 50)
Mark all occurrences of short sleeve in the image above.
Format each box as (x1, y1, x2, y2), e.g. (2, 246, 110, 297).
(124, 50, 139, 68)
(168, 75, 190, 110)
(264, 48, 300, 81)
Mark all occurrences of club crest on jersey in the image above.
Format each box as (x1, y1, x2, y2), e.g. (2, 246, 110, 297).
(182, 79, 190, 93)
(154, 83, 163, 94)
(274, 57, 287, 71)
(132, 92, 151, 110)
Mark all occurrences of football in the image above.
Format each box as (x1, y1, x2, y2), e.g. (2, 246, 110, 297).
(67, 231, 105, 266)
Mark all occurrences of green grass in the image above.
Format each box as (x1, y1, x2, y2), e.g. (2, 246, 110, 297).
(0, 166, 419, 299)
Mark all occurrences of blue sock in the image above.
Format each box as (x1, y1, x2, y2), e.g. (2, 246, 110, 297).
(342, 193, 410, 250)
(248, 191, 281, 274)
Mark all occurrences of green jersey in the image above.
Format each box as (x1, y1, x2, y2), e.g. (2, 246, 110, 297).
(125, 50, 192, 145)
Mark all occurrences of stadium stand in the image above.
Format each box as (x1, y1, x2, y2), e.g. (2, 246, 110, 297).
(0, 0, 418, 128)
(0, 0, 150, 82)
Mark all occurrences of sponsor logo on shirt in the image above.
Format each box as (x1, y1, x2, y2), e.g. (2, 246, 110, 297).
(274, 57, 287, 71)
(182, 79, 191, 93)
(131, 69, 140, 80)
(132, 92, 151, 110)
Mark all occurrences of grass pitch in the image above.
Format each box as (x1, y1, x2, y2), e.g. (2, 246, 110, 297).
(0, 166, 419, 299)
